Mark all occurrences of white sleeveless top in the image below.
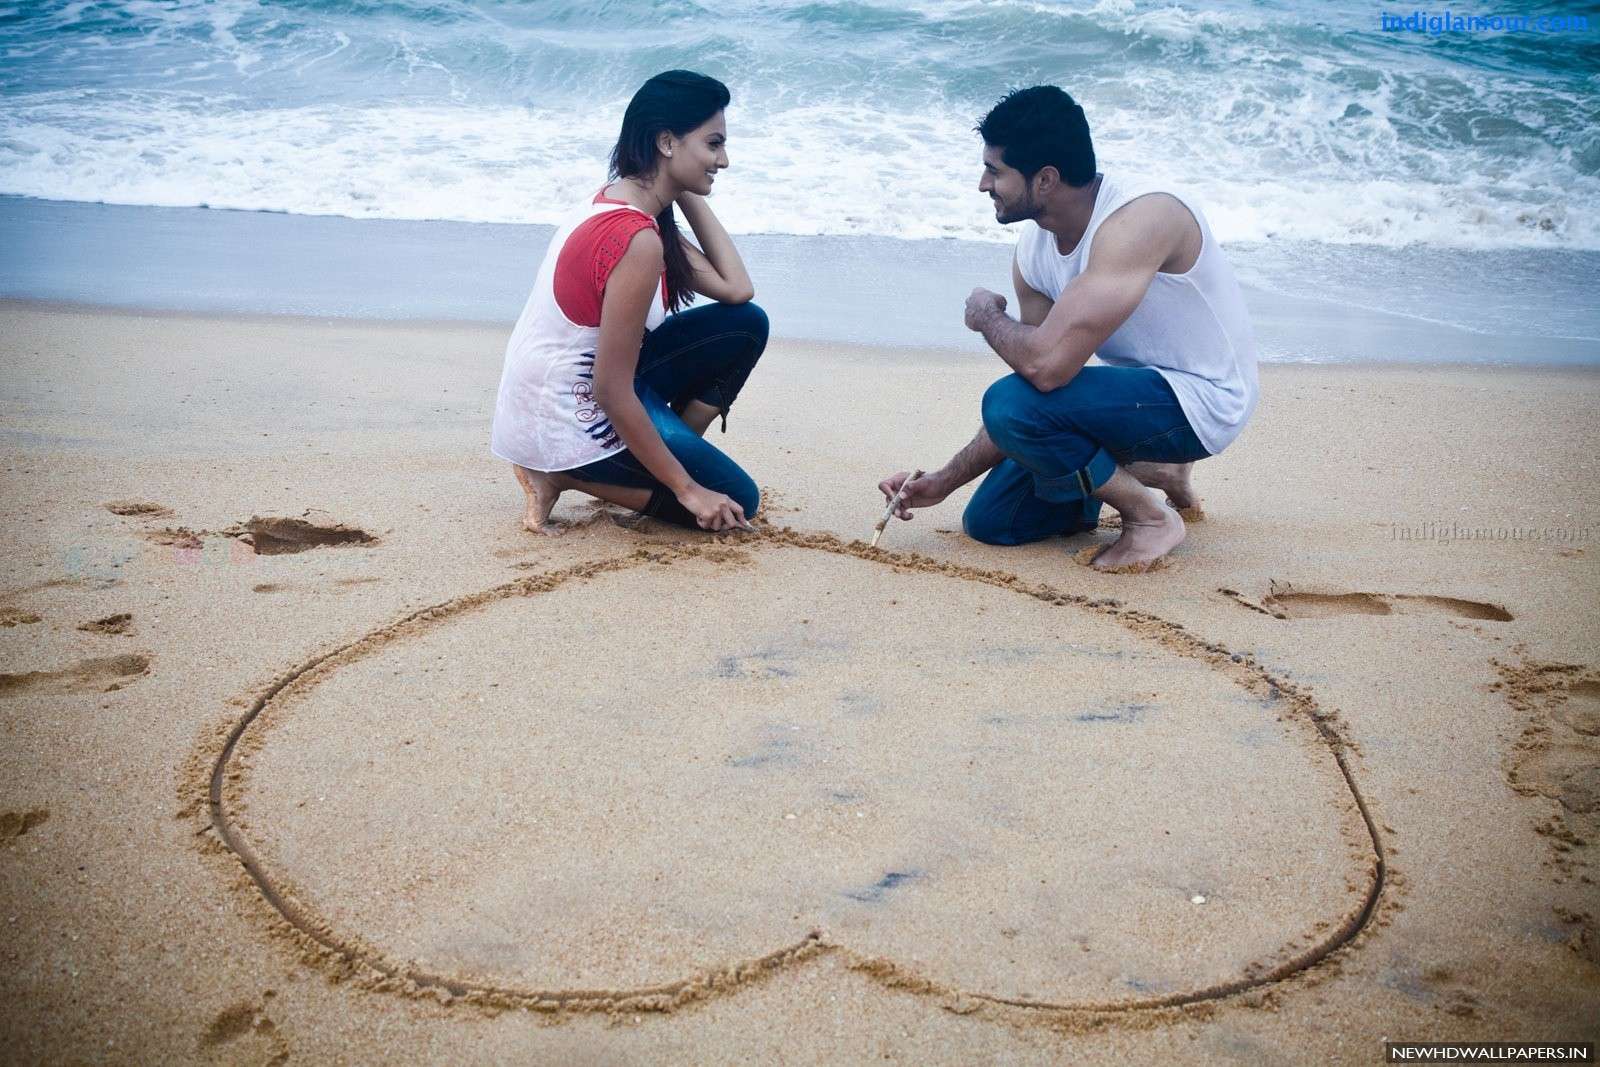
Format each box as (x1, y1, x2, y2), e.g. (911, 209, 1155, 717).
(1014, 172, 1259, 455)
(490, 195, 668, 472)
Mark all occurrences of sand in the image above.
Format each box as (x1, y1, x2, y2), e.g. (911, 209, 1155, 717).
(1, 300, 1597, 1063)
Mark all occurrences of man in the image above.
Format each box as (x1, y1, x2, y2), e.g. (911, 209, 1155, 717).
(877, 86, 1258, 571)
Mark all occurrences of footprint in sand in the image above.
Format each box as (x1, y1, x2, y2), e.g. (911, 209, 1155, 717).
(103, 500, 172, 518)
(140, 515, 377, 563)
(143, 527, 206, 549)
(78, 613, 133, 636)
(1221, 581, 1512, 622)
(250, 578, 381, 595)
(1382, 962, 1483, 1019)
(0, 607, 42, 627)
(1, 808, 49, 845)
(1493, 661, 1600, 904)
(1555, 681, 1600, 737)
(0, 654, 149, 697)
(233, 513, 376, 556)
(200, 992, 289, 1062)
(1555, 907, 1600, 969)
(1510, 678, 1600, 831)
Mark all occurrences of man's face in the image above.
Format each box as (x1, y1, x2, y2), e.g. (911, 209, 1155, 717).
(979, 145, 1038, 225)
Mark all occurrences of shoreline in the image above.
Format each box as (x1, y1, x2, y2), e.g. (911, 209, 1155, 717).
(15, 295, 1600, 375)
(5, 196, 1598, 366)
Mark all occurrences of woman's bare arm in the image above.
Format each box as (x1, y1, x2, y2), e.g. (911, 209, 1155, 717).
(676, 192, 754, 304)
(590, 228, 747, 530)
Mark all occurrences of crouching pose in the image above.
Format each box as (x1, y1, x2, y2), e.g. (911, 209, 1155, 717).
(492, 70, 767, 534)
(879, 86, 1259, 570)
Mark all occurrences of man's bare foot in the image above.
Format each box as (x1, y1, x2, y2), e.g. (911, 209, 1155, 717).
(1124, 460, 1200, 513)
(512, 464, 565, 536)
(1092, 502, 1186, 571)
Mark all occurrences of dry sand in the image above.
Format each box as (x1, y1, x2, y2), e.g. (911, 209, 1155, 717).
(1, 300, 1597, 1063)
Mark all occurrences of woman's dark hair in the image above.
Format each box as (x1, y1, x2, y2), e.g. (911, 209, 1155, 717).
(609, 69, 730, 313)
(976, 86, 1096, 187)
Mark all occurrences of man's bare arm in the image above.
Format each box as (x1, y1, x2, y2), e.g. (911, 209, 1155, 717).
(878, 426, 1005, 519)
(936, 426, 1005, 492)
(1012, 254, 1053, 327)
(967, 197, 1184, 392)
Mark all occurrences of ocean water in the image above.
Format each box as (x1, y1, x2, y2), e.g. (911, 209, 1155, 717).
(2, 0, 1597, 250)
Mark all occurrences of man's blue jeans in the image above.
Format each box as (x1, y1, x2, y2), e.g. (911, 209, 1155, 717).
(964, 366, 1210, 546)
(567, 301, 768, 529)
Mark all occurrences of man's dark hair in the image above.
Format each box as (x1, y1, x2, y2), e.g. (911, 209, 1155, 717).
(976, 86, 1095, 187)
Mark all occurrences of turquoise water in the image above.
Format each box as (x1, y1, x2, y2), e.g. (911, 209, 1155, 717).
(3, 0, 1597, 248)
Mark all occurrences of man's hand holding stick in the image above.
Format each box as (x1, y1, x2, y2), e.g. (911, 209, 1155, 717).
(872, 469, 924, 547)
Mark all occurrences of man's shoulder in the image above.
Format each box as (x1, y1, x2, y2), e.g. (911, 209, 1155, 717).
(1092, 190, 1199, 262)
(1107, 186, 1192, 223)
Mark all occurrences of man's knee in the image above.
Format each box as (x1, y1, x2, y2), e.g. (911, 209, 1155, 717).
(980, 373, 1041, 451)
(962, 496, 1014, 546)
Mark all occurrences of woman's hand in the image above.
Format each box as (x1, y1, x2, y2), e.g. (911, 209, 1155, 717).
(677, 482, 751, 531)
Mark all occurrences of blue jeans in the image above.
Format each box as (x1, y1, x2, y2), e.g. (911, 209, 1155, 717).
(963, 366, 1210, 546)
(567, 301, 768, 529)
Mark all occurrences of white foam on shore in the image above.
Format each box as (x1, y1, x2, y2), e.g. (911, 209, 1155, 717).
(3, 0, 1597, 250)
(2, 93, 1594, 250)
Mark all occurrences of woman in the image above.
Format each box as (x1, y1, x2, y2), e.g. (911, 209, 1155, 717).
(491, 70, 768, 534)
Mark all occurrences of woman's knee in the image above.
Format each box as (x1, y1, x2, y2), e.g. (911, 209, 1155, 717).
(736, 300, 769, 343)
(728, 471, 761, 518)
(708, 300, 768, 349)
(734, 302, 769, 371)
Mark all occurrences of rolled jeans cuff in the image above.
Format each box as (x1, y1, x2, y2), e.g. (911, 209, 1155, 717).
(1031, 447, 1118, 503)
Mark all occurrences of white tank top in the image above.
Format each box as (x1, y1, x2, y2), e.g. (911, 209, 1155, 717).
(1014, 172, 1259, 455)
(490, 195, 668, 472)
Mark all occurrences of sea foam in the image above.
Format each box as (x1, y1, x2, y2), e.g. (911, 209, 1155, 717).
(2, 0, 1595, 249)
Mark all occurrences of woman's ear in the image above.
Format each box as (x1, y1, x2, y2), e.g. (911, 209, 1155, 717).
(656, 131, 675, 159)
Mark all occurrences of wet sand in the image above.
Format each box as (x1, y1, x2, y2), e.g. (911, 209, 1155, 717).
(1, 300, 1597, 1063)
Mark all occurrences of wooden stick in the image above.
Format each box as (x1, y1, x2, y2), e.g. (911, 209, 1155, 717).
(871, 469, 924, 547)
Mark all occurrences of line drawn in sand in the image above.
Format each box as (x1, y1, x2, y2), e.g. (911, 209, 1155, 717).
(191, 527, 1392, 1025)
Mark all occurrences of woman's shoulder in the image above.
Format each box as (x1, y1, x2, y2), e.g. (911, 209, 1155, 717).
(565, 206, 660, 261)
(552, 207, 663, 326)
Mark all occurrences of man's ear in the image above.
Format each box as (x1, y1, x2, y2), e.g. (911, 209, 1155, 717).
(1032, 165, 1061, 199)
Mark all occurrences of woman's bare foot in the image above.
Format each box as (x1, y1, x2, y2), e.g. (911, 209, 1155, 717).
(512, 464, 565, 536)
(1092, 501, 1186, 571)
(1124, 460, 1201, 514)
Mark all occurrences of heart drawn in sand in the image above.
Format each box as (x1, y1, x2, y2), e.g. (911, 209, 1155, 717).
(197, 530, 1387, 1024)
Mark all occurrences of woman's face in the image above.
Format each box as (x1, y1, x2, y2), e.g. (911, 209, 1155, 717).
(663, 111, 728, 196)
